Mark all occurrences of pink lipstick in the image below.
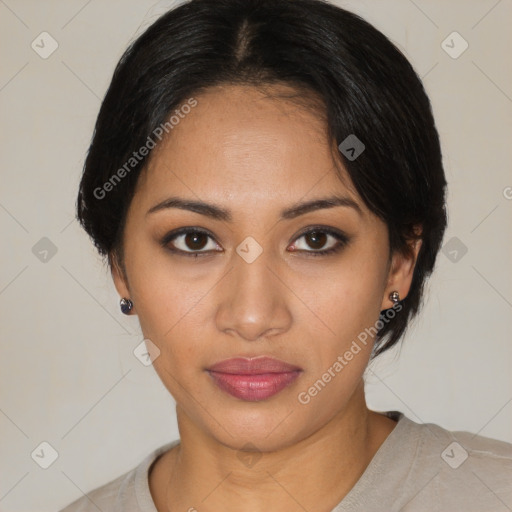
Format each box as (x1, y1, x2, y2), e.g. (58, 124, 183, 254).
(207, 356, 302, 401)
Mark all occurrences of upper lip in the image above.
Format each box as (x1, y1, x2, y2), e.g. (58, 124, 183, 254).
(207, 356, 302, 375)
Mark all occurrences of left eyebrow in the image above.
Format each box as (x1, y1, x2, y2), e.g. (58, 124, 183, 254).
(280, 196, 362, 219)
(146, 195, 362, 221)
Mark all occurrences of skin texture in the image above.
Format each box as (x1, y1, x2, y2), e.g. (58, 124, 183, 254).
(111, 84, 422, 512)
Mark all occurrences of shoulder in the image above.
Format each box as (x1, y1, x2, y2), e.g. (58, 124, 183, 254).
(399, 415, 512, 511)
(57, 440, 179, 512)
(413, 417, 512, 471)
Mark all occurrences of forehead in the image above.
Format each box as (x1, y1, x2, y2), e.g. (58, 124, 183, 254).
(135, 84, 364, 217)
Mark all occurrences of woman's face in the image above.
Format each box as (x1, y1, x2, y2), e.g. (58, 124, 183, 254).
(113, 84, 418, 451)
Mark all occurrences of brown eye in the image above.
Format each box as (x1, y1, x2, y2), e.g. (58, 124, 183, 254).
(161, 228, 221, 256)
(183, 232, 209, 251)
(304, 231, 328, 250)
(290, 227, 350, 257)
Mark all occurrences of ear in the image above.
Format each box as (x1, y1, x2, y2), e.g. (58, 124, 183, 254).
(381, 236, 422, 310)
(110, 252, 136, 315)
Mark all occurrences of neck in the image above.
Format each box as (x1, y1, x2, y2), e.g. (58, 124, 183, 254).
(150, 381, 397, 512)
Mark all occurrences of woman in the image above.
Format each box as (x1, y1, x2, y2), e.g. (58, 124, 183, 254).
(60, 0, 512, 510)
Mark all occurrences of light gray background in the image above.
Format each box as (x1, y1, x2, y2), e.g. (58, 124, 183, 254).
(1, 1, 511, 511)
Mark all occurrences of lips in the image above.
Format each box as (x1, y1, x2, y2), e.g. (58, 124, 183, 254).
(206, 356, 302, 401)
(208, 356, 301, 374)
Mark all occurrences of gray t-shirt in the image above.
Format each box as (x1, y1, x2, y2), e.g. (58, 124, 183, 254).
(59, 411, 512, 511)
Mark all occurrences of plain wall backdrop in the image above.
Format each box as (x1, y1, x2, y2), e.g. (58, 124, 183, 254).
(1, 0, 511, 510)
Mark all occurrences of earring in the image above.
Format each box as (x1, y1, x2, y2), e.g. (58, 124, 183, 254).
(389, 291, 400, 305)
(120, 298, 134, 315)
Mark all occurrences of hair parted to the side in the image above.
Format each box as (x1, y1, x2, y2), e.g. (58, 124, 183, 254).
(76, 0, 448, 358)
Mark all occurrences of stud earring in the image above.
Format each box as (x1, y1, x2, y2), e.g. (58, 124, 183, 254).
(120, 298, 134, 315)
(389, 291, 400, 305)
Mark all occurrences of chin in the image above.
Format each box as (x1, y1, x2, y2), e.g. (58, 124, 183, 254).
(196, 395, 319, 453)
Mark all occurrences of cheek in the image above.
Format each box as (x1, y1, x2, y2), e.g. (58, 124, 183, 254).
(131, 267, 211, 361)
(134, 279, 208, 402)
(294, 254, 386, 351)
(291, 281, 379, 405)
(125, 247, 221, 392)
(124, 229, 211, 337)
(289, 264, 383, 417)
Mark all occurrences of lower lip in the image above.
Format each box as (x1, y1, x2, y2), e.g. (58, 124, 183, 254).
(207, 371, 301, 401)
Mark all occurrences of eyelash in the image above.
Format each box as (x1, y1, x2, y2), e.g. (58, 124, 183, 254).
(160, 226, 350, 259)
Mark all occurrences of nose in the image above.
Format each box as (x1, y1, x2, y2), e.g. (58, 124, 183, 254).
(215, 248, 293, 342)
